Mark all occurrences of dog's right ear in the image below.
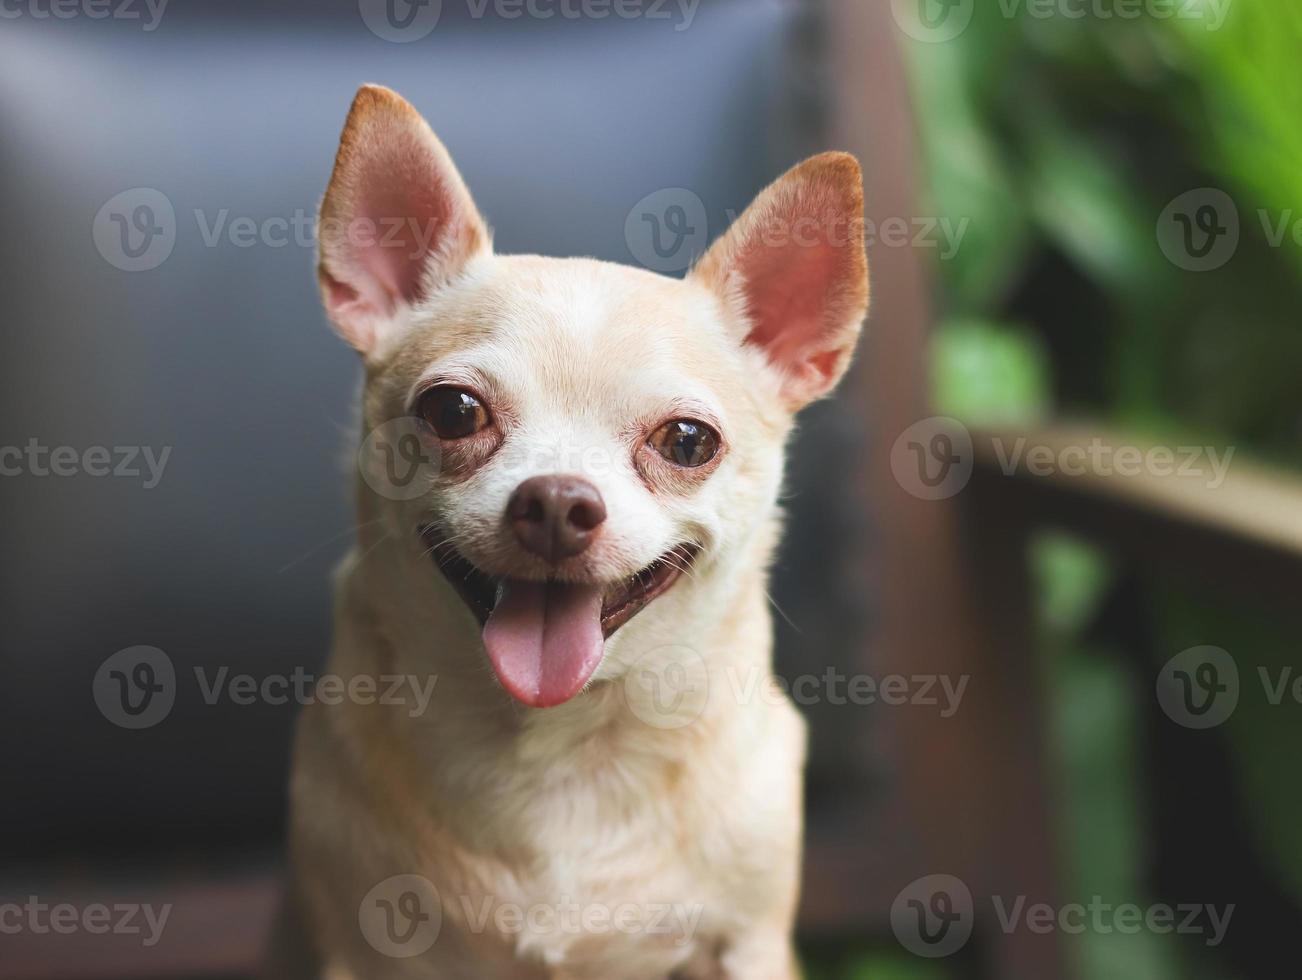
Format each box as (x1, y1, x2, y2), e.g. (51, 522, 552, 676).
(317, 84, 490, 356)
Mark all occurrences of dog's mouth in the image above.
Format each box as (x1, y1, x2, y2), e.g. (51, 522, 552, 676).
(420, 527, 697, 708)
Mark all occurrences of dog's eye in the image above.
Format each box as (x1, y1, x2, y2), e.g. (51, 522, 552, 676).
(417, 386, 491, 440)
(648, 420, 720, 468)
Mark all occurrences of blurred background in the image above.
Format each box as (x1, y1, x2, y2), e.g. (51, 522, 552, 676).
(2, 0, 1299, 978)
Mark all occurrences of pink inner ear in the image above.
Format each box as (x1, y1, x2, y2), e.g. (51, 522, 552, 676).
(741, 238, 844, 371)
(356, 174, 453, 311)
(339, 131, 455, 318)
(737, 229, 862, 396)
(694, 153, 869, 405)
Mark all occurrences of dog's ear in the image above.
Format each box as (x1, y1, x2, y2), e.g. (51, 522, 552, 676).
(691, 153, 869, 410)
(317, 84, 489, 355)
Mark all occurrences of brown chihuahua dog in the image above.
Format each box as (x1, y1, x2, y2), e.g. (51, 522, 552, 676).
(274, 84, 869, 980)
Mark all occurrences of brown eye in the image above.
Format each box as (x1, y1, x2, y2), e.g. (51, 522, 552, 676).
(417, 386, 491, 440)
(649, 420, 720, 468)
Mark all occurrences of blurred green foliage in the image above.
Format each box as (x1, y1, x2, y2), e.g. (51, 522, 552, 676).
(914, 5, 1299, 980)
(804, 4, 1299, 978)
(909, 0, 1302, 459)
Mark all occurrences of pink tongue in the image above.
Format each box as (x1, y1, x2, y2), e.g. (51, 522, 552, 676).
(482, 580, 606, 708)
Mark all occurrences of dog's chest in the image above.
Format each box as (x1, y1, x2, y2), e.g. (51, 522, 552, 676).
(430, 752, 735, 977)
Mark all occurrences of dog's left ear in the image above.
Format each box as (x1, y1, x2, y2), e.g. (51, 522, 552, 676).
(691, 153, 869, 410)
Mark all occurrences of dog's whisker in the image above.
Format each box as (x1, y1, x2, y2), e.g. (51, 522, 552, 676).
(277, 518, 387, 574)
(765, 589, 801, 633)
(354, 528, 395, 568)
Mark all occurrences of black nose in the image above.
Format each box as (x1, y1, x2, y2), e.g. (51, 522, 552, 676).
(506, 475, 607, 563)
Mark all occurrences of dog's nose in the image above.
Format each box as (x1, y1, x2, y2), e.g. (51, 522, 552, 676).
(506, 475, 607, 563)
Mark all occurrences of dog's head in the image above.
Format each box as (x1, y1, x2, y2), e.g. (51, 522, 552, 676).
(319, 85, 868, 709)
